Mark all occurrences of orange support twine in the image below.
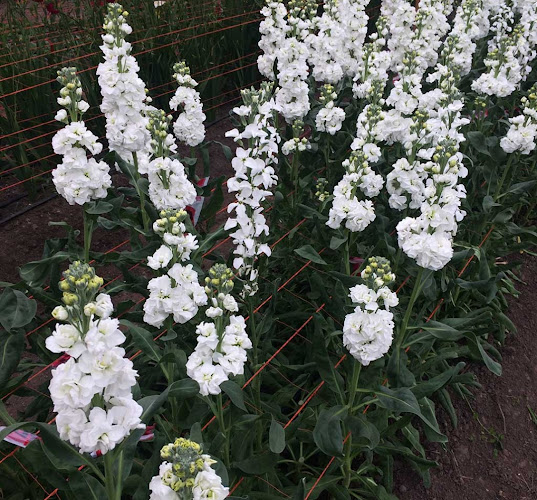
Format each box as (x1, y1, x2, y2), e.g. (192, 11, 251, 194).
(0, 12, 262, 100)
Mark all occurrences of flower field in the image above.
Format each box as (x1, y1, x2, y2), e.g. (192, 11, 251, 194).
(1, 0, 537, 499)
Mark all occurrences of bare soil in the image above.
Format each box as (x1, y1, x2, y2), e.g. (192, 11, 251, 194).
(396, 253, 537, 499)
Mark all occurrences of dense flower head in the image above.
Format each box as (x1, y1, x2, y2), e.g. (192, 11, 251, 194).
(144, 263, 207, 328)
(315, 84, 346, 135)
(225, 82, 280, 296)
(97, 2, 151, 162)
(501, 85, 537, 154)
(186, 265, 251, 396)
(149, 439, 228, 499)
(169, 61, 206, 147)
(343, 256, 398, 366)
(47, 261, 143, 455)
(52, 67, 112, 205)
(472, 0, 537, 97)
(148, 209, 200, 270)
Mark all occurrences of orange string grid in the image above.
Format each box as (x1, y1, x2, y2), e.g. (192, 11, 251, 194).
(0, 0, 220, 71)
(0, 11, 261, 100)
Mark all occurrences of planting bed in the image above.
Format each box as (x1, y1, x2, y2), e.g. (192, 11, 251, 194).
(2, 0, 537, 499)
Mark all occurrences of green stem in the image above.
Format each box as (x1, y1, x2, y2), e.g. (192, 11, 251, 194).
(132, 152, 150, 232)
(343, 230, 351, 275)
(216, 393, 230, 466)
(494, 153, 516, 201)
(104, 452, 118, 500)
(113, 451, 124, 500)
(248, 298, 263, 451)
(343, 362, 362, 488)
(82, 208, 94, 263)
(396, 268, 426, 351)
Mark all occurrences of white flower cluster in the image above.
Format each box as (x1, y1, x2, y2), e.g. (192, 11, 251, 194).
(97, 3, 151, 162)
(327, 82, 385, 233)
(315, 84, 346, 136)
(472, 0, 537, 97)
(343, 257, 398, 366)
(501, 85, 537, 154)
(186, 265, 251, 396)
(52, 68, 111, 206)
(427, 0, 491, 82)
(148, 209, 200, 270)
(225, 83, 280, 295)
(352, 16, 391, 100)
(384, 0, 453, 118)
(393, 9, 477, 271)
(306, 0, 346, 83)
(258, 1, 289, 79)
(47, 262, 144, 455)
(273, 0, 317, 122)
(169, 61, 206, 147)
(144, 109, 197, 210)
(143, 263, 207, 328)
(146, 157, 196, 210)
(381, 0, 416, 71)
(149, 438, 228, 500)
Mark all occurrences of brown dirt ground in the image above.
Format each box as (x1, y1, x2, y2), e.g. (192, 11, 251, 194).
(396, 252, 537, 499)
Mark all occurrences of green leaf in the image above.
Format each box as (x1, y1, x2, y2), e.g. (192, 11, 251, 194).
(294, 245, 327, 265)
(411, 362, 465, 400)
(70, 471, 107, 499)
(0, 423, 99, 473)
(234, 453, 278, 474)
(168, 378, 200, 399)
(84, 201, 114, 215)
(467, 131, 490, 155)
(220, 380, 246, 411)
(329, 236, 347, 250)
(506, 180, 536, 195)
(376, 387, 446, 442)
(345, 414, 380, 450)
(0, 331, 24, 386)
(121, 320, 161, 362)
(19, 252, 70, 287)
(199, 176, 224, 225)
(269, 418, 285, 454)
(418, 320, 464, 341)
(0, 288, 36, 332)
(214, 141, 233, 161)
(466, 333, 502, 376)
(313, 406, 347, 456)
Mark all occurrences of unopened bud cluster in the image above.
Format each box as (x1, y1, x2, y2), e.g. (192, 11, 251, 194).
(360, 256, 396, 291)
(147, 109, 176, 158)
(55, 67, 88, 123)
(59, 261, 104, 308)
(149, 438, 228, 499)
(204, 264, 234, 296)
(314, 177, 329, 202)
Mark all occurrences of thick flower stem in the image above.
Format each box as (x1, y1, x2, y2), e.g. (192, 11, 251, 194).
(132, 152, 150, 232)
(343, 362, 361, 488)
(494, 153, 516, 201)
(248, 298, 263, 451)
(396, 267, 425, 351)
(82, 207, 94, 263)
(216, 393, 230, 466)
(104, 451, 122, 500)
